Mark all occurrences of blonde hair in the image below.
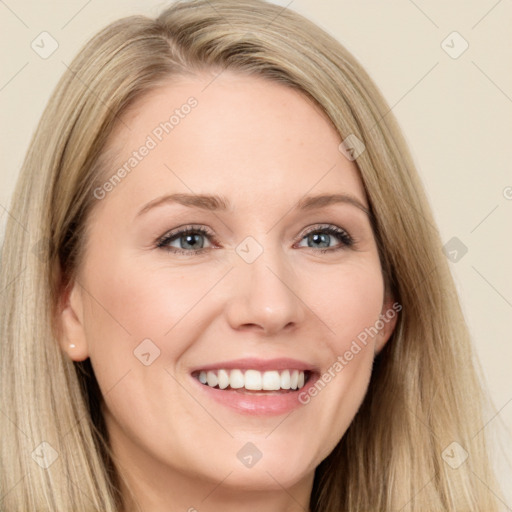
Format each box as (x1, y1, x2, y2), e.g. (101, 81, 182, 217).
(0, 0, 502, 510)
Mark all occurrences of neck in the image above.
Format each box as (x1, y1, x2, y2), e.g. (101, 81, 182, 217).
(119, 472, 313, 512)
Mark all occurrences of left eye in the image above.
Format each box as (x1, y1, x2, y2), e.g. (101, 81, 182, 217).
(296, 225, 353, 250)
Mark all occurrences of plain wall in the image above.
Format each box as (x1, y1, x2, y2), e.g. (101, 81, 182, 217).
(1, 0, 511, 504)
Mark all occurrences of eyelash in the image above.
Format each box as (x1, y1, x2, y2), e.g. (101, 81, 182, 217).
(156, 224, 355, 256)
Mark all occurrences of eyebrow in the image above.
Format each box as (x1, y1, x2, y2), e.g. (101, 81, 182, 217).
(136, 192, 370, 217)
(137, 193, 229, 217)
(297, 193, 370, 216)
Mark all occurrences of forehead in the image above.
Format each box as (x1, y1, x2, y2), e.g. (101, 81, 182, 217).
(94, 71, 367, 216)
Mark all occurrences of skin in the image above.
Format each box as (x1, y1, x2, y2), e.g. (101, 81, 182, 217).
(58, 71, 397, 512)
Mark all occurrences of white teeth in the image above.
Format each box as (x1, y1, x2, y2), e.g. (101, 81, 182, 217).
(298, 371, 305, 389)
(290, 370, 299, 390)
(217, 369, 229, 390)
(280, 369, 291, 389)
(229, 369, 244, 389)
(196, 368, 308, 391)
(206, 371, 218, 387)
(262, 371, 281, 391)
(244, 370, 262, 390)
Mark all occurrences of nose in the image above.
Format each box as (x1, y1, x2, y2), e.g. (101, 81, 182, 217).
(223, 244, 306, 336)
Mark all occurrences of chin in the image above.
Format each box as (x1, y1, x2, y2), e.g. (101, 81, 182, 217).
(195, 438, 320, 491)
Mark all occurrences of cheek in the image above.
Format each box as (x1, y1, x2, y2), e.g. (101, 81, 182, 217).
(79, 246, 227, 401)
(78, 256, 222, 455)
(82, 250, 218, 346)
(294, 258, 385, 450)
(82, 241, 384, 396)
(78, 234, 386, 477)
(305, 257, 385, 349)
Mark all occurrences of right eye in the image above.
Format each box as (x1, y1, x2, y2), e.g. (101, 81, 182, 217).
(156, 225, 217, 255)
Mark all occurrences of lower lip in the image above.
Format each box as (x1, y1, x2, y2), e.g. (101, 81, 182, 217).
(191, 373, 319, 415)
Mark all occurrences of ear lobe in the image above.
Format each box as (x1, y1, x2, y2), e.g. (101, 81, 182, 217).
(374, 296, 400, 355)
(57, 280, 89, 361)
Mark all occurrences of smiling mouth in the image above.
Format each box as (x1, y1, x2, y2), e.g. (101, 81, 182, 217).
(192, 369, 312, 393)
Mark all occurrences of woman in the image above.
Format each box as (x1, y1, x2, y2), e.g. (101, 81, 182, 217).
(0, 0, 502, 510)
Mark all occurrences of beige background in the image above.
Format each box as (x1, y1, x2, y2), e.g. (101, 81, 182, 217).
(1, 0, 511, 503)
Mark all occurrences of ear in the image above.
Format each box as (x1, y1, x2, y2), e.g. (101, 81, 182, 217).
(374, 295, 400, 355)
(56, 279, 89, 361)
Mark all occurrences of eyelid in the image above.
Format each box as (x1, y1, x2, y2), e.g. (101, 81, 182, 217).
(156, 222, 355, 255)
(156, 224, 218, 251)
(298, 223, 352, 241)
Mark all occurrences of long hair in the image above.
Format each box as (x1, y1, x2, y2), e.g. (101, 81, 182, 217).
(0, 0, 501, 509)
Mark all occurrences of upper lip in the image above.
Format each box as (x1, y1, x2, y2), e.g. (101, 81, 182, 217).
(190, 357, 319, 373)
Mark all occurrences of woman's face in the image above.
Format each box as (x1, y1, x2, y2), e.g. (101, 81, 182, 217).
(60, 72, 396, 500)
